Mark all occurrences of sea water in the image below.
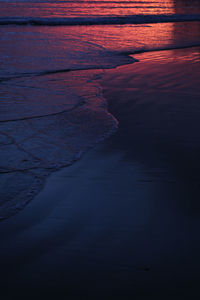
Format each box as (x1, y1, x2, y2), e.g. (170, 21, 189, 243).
(0, 0, 200, 218)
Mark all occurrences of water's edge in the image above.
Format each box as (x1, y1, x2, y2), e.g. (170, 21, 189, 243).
(0, 43, 199, 221)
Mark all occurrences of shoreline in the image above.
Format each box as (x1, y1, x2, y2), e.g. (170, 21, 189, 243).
(1, 43, 199, 222)
(0, 46, 200, 298)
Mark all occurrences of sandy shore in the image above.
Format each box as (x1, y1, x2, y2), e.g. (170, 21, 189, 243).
(0, 47, 200, 299)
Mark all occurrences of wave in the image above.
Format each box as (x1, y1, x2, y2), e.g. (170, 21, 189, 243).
(0, 67, 118, 220)
(1, 14, 200, 26)
(1, 42, 200, 84)
(123, 43, 200, 55)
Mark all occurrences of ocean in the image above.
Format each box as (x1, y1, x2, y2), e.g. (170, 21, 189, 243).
(0, 1, 200, 217)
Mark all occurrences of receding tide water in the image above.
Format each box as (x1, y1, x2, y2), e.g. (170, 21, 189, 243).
(0, 0, 200, 219)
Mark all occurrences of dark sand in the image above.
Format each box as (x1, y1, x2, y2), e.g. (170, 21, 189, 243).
(0, 47, 200, 299)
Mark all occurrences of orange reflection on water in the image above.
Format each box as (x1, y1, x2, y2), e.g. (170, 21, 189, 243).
(1, 0, 200, 18)
(0, 0, 177, 18)
(44, 22, 175, 53)
(32, 16, 200, 59)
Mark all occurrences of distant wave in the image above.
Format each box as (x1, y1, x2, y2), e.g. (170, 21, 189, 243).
(1, 14, 200, 26)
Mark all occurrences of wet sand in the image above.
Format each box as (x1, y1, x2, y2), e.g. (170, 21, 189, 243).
(0, 47, 200, 299)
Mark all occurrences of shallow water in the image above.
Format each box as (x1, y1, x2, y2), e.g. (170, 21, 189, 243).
(0, 0, 200, 219)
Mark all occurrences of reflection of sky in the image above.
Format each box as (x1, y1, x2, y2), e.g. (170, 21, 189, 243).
(0, 0, 200, 18)
(37, 21, 199, 54)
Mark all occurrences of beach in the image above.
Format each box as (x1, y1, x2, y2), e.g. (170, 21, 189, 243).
(1, 46, 200, 299)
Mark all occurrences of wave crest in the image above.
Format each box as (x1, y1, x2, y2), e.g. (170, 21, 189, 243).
(1, 14, 200, 26)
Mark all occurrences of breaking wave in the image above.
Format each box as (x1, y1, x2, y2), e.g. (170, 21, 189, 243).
(1, 14, 200, 26)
